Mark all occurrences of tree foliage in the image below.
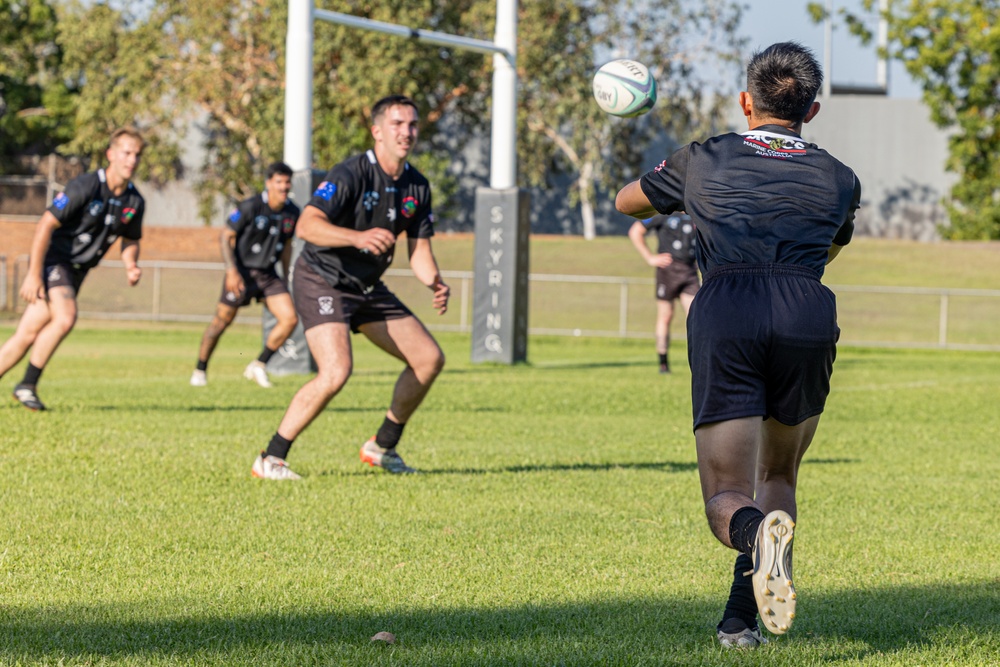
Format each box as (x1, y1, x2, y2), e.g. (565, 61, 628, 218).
(810, 0, 1000, 240)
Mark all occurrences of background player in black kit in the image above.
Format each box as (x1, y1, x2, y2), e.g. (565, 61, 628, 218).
(616, 43, 860, 647)
(190, 162, 300, 389)
(251, 95, 449, 480)
(0, 127, 146, 411)
(628, 212, 700, 373)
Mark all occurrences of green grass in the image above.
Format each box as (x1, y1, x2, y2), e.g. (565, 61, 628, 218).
(1, 324, 998, 665)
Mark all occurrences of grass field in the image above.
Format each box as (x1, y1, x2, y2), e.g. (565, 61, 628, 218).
(0, 323, 997, 666)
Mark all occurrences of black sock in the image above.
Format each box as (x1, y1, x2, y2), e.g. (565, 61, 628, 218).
(729, 506, 765, 558)
(658, 353, 668, 366)
(196, 360, 208, 372)
(375, 417, 405, 450)
(719, 552, 758, 629)
(265, 432, 293, 460)
(21, 363, 44, 387)
(257, 346, 278, 364)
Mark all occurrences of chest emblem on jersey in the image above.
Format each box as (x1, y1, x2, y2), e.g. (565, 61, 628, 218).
(363, 191, 380, 211)
(387, 207, 396, 222)
(401, 196, 418, 218)
(53, 192, 69, 210)
(255, 215, 269, 230)
(315, 181, 336, 201)
(121, 208, 137, 224)
(88, 200, 103, 217)
(282, 217, 295, 234)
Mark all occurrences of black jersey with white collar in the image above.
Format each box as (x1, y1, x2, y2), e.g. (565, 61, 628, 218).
(45, 169, 145, 269)
(226, 191, 300, 271)
(642, 213, 697, 265)
(302, 150, 435, 293)
(639, 124, 860, 277)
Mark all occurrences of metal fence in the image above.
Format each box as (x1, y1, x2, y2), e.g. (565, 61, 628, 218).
(6, 256, 1000, 351)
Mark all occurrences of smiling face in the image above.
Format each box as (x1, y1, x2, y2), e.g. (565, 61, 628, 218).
(371, 103, 419, 167)
(106, 135, 143, 184)
(266, 172, 292, 209)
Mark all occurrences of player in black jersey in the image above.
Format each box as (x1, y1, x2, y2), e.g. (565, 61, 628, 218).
(0, 127, 145, 411)
(616, 43, 861, 647)
(189, 162, 300, 389)
(251, 95, 449, 480)
(628, 212, 700, 373)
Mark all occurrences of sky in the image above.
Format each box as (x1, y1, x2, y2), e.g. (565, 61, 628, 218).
(738, 0, 921, 98)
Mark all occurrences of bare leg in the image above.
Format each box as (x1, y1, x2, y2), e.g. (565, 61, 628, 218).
(359, 316, 445, 424)
(262, 293, 298, 352)
(755, 415, 821, 520)
(25, 287, 78, 370)
(0, 300, 53, 378)
(696, 417, 762, 549)
(196, 303, 238, 366)
(655, 299, 674, 355)
(679, 291, 695, 315)
(275, 323, 353, 439)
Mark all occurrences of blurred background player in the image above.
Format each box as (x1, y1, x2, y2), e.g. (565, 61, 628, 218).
(628, 212, 699, 373)
(616, 42, 860, 647)
(251, 95, 449, 480)
(190, 161, 300, 388)
(0, 127, 145, 411)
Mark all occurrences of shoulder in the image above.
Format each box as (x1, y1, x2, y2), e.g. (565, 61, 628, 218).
(404, 162, 431, 190)
(126, 181, 145, 205)
(284, 200, 301, 216)
(67, 171, 101, 194)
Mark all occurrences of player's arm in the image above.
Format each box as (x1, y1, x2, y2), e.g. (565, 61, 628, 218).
(19, 211, 61, 304)
(408, 237, 449, 315)
(615, 181, 658, 219)
(628, 220, 672, 268)
(220, 227, 244, 294)
(296, 205, 395, 255)
(121, 238, 142, 286)
(280, 242, 293, 278)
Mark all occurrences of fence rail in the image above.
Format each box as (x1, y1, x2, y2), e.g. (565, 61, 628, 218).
(5, 256, 1000, 351)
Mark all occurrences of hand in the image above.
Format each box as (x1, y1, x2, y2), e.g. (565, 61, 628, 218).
(224, 268, 245, 295)
(648, 253, 673, 268)
(355, 228, 396, 256)
(19, 273, 45, 304)
(126, 265, 142, 286)
(431, 280, 450, 315)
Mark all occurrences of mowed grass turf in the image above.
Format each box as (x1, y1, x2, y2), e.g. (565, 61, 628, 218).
(0, 323, 997, 666)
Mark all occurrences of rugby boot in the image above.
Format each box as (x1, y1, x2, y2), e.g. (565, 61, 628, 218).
(243, 360, 272, 388)
(752, 510, 797, 635)
(251, 452, 301, 480)
(13, 384, 46, 411)
(360, 436, 416, 474)
(190, 369, 207, 387)
(717, 618, 768, 649)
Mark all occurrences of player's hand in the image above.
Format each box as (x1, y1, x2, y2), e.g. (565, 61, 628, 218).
(649, 253, 673, 268)
(224, 268, 244, 295)
(431, 280, 450, 315)
(126, 265, 142, 286)
(356, 228, 396, 256)
(19, 273, 45, 304)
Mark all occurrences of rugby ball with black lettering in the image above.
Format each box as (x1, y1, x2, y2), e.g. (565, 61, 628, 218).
(592, 59, 657, 117)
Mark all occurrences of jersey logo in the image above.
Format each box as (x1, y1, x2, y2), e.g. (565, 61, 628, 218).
(269, 226, 279, 236)
(255, 215, 269, 230)
(47, 266, 62, 281)
(251, 243, 262, 254)
(78, 233, 92, 245)
(653, 160, 667, 173)
(318, 296, 335, 315)
(387, 207, 397, 222)
(53, 192, 69, 210)
(121, 208, 136, 224)
(105, 214, 114, 226)
(742, 131, 807, 159)
(315, 181, 336, 201)
(282, 217, 295, 234)
(401, 196, 418, 218)
(363, 191, 380, 211)
(88, 200, 103, 216)
(228, 209, 241, 223)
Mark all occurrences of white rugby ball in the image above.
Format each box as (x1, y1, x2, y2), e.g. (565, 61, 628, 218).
(592, 59, 657, 117)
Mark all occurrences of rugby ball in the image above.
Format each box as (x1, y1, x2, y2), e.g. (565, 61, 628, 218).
(592, 59, 657, 117)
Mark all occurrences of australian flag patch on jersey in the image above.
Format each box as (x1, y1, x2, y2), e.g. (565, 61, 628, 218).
(228, 209, 241, 223)
(53, 192, 69, 210)
(315, 181, 336, 201)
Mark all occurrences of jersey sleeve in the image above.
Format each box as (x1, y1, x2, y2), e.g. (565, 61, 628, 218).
(47, 175, 91, 225)
(226, 201, 248, 234)
(122, 199, 144, 240)
(307, 164, 357, 225)
(833, 173, 861, 247)
(406, 187, 435, 239)
(639, 145, 690, 215)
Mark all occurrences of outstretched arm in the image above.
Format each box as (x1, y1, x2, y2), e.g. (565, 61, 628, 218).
(408, 237, 449, 315)
(616, 181, 658, 219)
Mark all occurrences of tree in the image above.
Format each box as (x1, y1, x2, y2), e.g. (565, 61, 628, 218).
(809, 0, 1000, 240)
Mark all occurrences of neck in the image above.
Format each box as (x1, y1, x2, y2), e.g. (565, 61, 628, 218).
(374, 146, 405, 179)
(104, 168, 129, 195)
(749, 117, 803, 134)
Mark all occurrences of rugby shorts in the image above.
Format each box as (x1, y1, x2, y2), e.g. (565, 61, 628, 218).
(219, 268, 288, 308)
(655, 262, 700, 301)
(44, 263, 88, 296)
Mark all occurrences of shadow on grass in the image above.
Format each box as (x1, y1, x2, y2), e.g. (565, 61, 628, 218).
(0, 584, 995, 664)
(320, 460, 699, 478)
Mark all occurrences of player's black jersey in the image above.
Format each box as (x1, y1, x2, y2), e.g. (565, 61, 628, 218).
(642, 213, 697, 265)
(302, 150, 435, 293)
(45, 169, 145, 270)
(227, 191, 299, 271)
(640, 124, 860, 277)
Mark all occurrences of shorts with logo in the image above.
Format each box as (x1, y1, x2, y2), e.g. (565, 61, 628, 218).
(292, 255, 414, 333)
(686, 263, 839, 430)
(655, 262, 700, 301)
(219, 268, 288, 308)
(44, 263, 88, 296)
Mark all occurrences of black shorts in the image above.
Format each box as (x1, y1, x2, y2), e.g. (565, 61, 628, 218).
(292, 255, 414, 333)
(686, 264, 839, 430)
(219, 268, 288, 308)
(655, 262, 700, 301)
(44, 263, 88, 296)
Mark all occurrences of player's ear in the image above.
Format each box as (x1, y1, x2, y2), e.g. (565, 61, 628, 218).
(371, 123, 381, 143)
(803, 101, 821, 124)
(738, 91, 753, 118)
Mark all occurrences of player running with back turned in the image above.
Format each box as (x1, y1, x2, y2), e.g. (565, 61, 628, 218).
(616, 42, 860, 647)
(251, 95, 449, 480)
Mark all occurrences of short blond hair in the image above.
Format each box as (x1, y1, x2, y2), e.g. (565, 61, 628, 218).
(109, 126, 145, 151)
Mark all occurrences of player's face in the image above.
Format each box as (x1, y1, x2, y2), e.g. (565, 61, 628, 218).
(372, 104, 419, 161)
(266, 173, 292, 208)
(106, 136, 143, 182)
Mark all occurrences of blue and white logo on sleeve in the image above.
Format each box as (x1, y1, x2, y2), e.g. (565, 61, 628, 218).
(315, 181, 337, 201)
(53, 192, 69, 210)
(228, 209, 241, 223)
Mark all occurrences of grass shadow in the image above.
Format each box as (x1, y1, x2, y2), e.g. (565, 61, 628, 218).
(320, 461, 700, 477)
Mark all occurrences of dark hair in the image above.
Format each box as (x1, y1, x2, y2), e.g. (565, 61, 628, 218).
(370, 95, 419, 124)
(265, 161, 293, 180)
(746, 42, 823, 123)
